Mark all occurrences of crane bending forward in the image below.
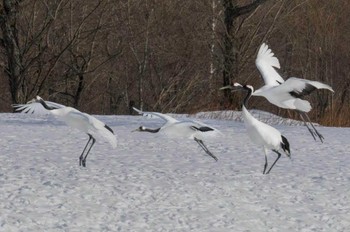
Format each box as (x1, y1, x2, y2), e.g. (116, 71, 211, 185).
(221, 84, 291, 174)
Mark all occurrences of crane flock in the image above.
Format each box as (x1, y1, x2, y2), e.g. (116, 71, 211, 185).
(11, 43, 333, 174)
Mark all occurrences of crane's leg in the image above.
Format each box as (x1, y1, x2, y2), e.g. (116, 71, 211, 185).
(265, 150, 282, 174)
(301, 111, 324, 143)
(79, 135, 93, 166)
(81, 136, 96, 167)
(298, 111, 317, 141)
(194, 137, 218, 161)
(263, 148, 268, 174)
(79, 134, 96, 167)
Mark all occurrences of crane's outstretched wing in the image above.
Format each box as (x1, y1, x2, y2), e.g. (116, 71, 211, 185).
(276, 77, 334, 98)
(255, 43, 285, 86)
(12, 99, 65, 115)
(133, 107, 179, 127)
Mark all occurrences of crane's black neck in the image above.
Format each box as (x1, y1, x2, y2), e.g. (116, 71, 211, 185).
(38, 98, 54, 110)
(242, 86, 252, 108)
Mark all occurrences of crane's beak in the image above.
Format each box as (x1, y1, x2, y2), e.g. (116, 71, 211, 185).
(220, 85, 232, 90)
(27, 98, 37, 104)
(131, 128, 140, 132)
(220, 85, 241, 92)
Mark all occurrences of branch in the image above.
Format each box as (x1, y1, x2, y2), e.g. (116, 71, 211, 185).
(234, 0, 269, 18)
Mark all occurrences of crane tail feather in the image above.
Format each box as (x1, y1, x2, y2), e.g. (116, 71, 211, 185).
(104, 124, 114, 134)
(281, 135, 290, 157)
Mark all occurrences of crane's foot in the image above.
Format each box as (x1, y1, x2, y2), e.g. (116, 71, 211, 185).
(79, 156, 87, 167)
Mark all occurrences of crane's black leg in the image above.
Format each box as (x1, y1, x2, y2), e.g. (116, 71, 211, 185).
(194, 137, 218, 161)
(79, 135, 93, 166)
(298, 111, 317, 141)
(263, 153, 268, 174)
(81, 136, 96, 167)
(265, 150, 281, 174)
(302, 112, 324, 143)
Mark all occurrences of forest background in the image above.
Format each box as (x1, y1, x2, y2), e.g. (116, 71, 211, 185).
(0, 0, 347, 126)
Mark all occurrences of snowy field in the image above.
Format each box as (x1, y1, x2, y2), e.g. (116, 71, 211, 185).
(1, 112, 350, 231)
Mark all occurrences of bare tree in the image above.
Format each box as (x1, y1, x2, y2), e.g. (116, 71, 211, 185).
(220, 0, 268, 103)
(0, 0, 348, 126)
(0, 0, 65, 104)
(0, 0, 121, 111)
(51, 0, 122, 108)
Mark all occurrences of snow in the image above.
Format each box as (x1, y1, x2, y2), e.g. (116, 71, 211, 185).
(1, 112, 350, 231)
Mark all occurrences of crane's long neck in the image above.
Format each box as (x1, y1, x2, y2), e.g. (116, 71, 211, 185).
(242, 87, 253, 109)
(38, 99, 54, 110)
(241, 87, 256, 123)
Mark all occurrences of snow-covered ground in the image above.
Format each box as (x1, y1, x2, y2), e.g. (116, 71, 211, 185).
(1, 112, 349, 231)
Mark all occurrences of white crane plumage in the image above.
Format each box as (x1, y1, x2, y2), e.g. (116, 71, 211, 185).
(221, 83, 291, 174)
(254, 43, 334, 142)
(12, 96, 117, 167)
(132, 107, 219, 161)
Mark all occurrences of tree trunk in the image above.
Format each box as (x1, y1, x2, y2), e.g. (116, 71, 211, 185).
(221, 0, 268, 105)
(0, 0, 23, 104)
(73, 74, 84, 108)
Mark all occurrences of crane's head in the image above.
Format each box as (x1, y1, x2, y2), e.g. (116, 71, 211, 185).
(26, 95, 44, 104)
(26, 95, 54, 111)
(234, 83, 254, 93)
(132, 126, 146, 132)
(132, 126, 160, 133)
(220, 83, 254, 93)
(34, 96, 45, 103)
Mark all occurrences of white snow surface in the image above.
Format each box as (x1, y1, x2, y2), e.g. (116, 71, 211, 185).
(1, 112, 350, 231)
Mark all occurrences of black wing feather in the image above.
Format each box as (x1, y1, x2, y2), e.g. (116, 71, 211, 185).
(104, 125, 114, 134)
(281, 135, 290, 154)
(289, 83, 316, 98)
(191, 126, 214, 132)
